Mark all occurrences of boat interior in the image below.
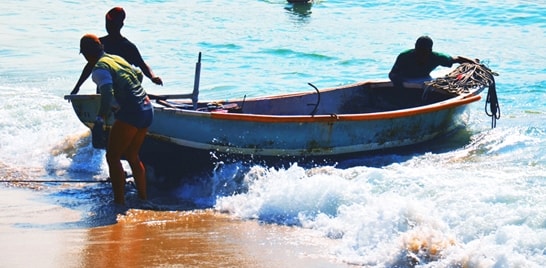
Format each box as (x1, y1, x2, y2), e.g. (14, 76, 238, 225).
(157, 81, 459, 116)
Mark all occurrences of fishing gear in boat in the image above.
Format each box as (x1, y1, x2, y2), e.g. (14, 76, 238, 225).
(424, 62, 500, 128)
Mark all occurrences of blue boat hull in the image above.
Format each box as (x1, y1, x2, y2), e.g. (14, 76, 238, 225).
(64, 80, 482, 157)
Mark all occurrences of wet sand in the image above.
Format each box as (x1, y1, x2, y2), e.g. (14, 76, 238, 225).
(0, 187, 348, 268)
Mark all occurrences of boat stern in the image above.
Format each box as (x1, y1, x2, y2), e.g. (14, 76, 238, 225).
(64, 94, 114, 128)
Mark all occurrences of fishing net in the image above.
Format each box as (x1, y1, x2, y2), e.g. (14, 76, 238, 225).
(425, 61, 501, 128)
(424, 62, 498, 96)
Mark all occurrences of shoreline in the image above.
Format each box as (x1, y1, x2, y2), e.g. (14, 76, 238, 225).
(0, 188, 347, 267)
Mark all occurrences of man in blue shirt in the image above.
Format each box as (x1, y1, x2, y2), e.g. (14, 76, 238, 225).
(389, 36, 476, 88)
(71, 7, 162, 94)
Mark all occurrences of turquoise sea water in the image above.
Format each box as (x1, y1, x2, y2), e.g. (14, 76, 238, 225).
(1, 1, 546, 267)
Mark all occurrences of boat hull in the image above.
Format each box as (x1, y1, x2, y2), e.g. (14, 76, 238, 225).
(64, 81, 481, 157)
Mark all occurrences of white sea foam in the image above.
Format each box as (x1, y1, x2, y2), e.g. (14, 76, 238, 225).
(215, 144, 546, 266)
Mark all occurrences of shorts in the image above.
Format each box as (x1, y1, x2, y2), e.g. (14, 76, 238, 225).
(114, 102, 154, 129)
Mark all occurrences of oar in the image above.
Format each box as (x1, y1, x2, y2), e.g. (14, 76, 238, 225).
(148, 93, 194, 100)
(192, 52, 201, 110)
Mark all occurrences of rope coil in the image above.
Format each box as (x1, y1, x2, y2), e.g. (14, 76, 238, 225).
(424, 62, 500, 128)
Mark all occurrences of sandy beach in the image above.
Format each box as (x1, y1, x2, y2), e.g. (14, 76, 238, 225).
(0, 187, 347, 268)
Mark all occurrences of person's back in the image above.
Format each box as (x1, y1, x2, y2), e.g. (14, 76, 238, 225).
(100, 35, 145, 69)
(391, 48, 453, 80)
(101, 7, 159, 82)
(389, 36, 476, 88)
(70, 7, 162, 95)
(79, 33, 153, 205)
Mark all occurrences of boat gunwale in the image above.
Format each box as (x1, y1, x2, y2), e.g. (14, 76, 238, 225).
(155, 94, 481, 123)
(63, 80, 482, 123)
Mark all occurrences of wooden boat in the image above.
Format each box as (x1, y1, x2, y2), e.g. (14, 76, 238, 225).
(64, 61, 498, 159)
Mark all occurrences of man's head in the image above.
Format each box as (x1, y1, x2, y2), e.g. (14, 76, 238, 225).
(105, 7, 125, 34)
(415, 36, 433, 52)
(80, 34, 103, 58)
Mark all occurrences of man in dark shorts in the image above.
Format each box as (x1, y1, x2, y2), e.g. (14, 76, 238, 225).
(80, 33, 153, 205)
(71, 7, 162, 94)
(389, 36, 476, 88)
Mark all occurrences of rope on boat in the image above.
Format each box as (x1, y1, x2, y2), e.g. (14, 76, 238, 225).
(1, 179, 111, 183)
(485, 77, 500, 128)
(424, 62, 501, 128)
(1, 173, 134, 184)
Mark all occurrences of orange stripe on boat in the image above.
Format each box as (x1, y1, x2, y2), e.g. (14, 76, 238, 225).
(209, 95, 481, 123)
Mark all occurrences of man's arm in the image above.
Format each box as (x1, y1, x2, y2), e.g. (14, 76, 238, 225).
(70, 62, 94, 94)
(389, 55, 405, 88)
(125, 42, 163, 86)
(453, 56, 478, 64)
(97, 83, 115, 119)
(92, 68, 116, 119)
(138, 62, 163, 86)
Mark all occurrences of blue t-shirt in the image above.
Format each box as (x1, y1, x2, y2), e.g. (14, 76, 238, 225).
(99, 35, 146, 68)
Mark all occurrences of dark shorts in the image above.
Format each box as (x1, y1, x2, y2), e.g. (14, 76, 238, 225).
(115, 103, 154, 129)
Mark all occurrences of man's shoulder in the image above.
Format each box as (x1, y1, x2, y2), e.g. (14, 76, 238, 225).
(395, 49, 415, 61)
(432, 51, 452, 59)
(398, 49, 414, 57)
(431, 51, 453, 63)
(100, 35, 137, 48)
